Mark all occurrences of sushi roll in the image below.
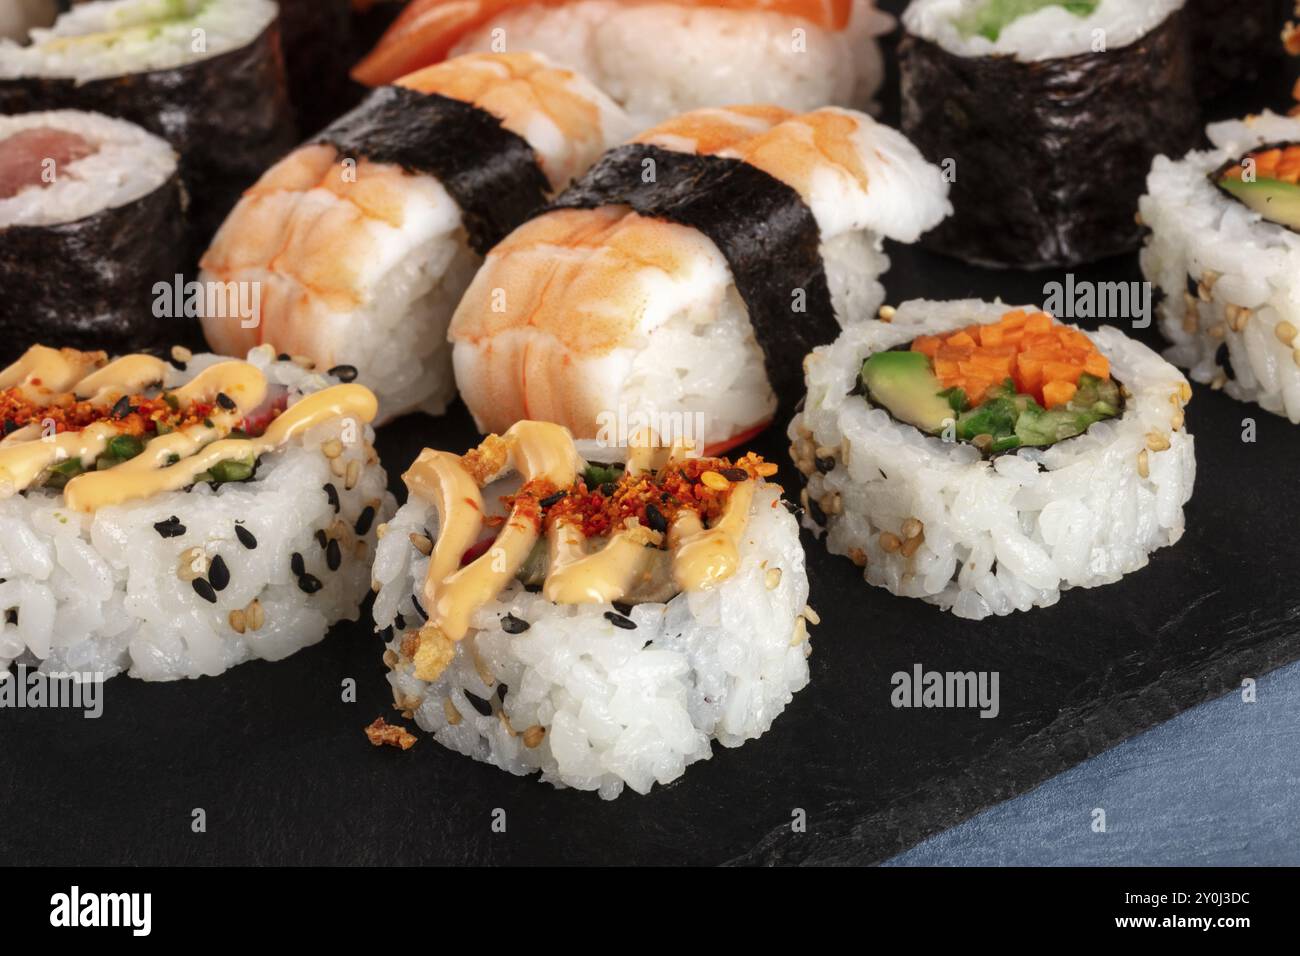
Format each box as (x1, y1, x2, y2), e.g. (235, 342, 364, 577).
(0, 1, 57, 42)
(0, 343, 393, 680)
(790, 300, 1196, 620)
(371, 422, 812, 797)
(200, 51, 632, 424)
(450, 105, 951, 453)
(0, 0, 297, 246)
(350, 0, 893, 124)
(0, 110, 185, 355)
(1142, 111, 1300, 422)
(1189, 0, 1290, 101)
(899, 0, 1200, 269)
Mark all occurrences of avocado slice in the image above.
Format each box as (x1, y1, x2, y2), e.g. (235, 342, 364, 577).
(862, 351, 954, 434)
(954, 0, 1099, 42)
(1217, 177, 1300, 232)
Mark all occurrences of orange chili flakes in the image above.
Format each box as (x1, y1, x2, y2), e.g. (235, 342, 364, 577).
(912, 309, 1111, 407)
(498, 452, 771, 543)
(0, 387, 217, 439)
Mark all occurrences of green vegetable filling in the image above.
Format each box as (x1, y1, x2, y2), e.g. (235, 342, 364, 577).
(954, 0, 1100, 42)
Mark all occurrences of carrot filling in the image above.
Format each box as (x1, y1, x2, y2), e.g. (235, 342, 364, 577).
(861, 309, 1121, 455)
(1213, 142, 1300, 232)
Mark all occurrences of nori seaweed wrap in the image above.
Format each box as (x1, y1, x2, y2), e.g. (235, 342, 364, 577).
(0, 0, 296, 256)
(899, 0, 1200, 269)
(0, 110, 186, 357)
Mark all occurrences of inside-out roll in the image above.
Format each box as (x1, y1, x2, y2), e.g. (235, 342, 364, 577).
(790, 299, 1196, 620)
(0, 109, 185, 355)
(200, 51, 632, 424)
(450, 104, 951, 453)
(371, 422, 812, 797)
(1142, 111, 1300, 423)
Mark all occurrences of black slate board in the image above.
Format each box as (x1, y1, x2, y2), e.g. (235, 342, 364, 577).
(2, 2, 1299, 867)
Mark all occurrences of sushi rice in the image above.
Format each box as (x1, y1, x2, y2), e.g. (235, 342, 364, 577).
(790, 299, 1196, 620)
(1141, 111, 1300, 423)
(372, 436, 812, 798)
(0, 346, 395, 681)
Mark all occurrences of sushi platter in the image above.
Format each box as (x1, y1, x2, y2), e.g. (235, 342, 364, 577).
(0, 0, 1299, 868)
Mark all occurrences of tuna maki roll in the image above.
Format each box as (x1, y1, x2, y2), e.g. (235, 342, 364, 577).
(0, 343, 393, 680)
(351, 0, 893, 125)
(790, 300, 1196, 619)
(371, 422, 812, 797)
(199, 52, 632, 424)
(899, 0, 1200, 269)
(1142, 111, 1300, 422)
(0, 0, 297, 247)
(450, 104, 951, 453)
(0, 110, 185, 355)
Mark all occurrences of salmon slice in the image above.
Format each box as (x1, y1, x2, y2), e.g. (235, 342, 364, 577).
(353, 0, 854, 86)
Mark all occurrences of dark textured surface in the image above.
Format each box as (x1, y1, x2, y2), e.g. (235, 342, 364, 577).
(318, 85, 550, 255)
(900, 8, 1201, 270)
(1190, 0, 1290, 101)
(552, 143, 836, 417)
(0, 167, 185, 355)
(279, 0, 354, 137)
(0, 22, 297, 250)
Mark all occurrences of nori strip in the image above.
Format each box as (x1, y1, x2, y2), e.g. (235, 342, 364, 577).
(0, 21, 297, 258)
(316, 85, 550, 255)
(0, 170, 187, 359)
(899, 7, 1200, 270)
(278, 0, 354, 136)
(549, 143, 838, 411)
(1189, 0, 1289, 101)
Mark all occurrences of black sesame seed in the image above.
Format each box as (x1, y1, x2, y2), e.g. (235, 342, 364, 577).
(796, 394, 807, 411)
(5, 609, 16, 625)
(378, 626, 394, 642)
(782, 499, 802, 517)
(154, 516, 185, 538)
(600, 482, 616, 496)
(111, 396, 131, 419)
(354, 505, 376, 535)
(278, 352, 291, 361)
(540, 490, 566, 508)
(326, 538, 342, 571)
(815, 456, 835, 474)
(327, 364, 358, 382)
(721, 467, 748, 482)
(612, 601, 634, 617)
(3, 419, 17, 435)
(464, 692, 493, 717)
(208, 554, 230, 591)
(644, 503, 667, 533)
(215, 392, 236, 411)
(298, 573, 323, 594)
(501, 613, 530, 634)
(411, 595, 427, 619)
(290, 552, 305, 576)
(394, 613, 406, 631)
(1215, 342, 1235, 381)
(807, 496, 827, 526)
(192, 578, 217, 603)
(315, 529, 328, 549)
(604, 611, 636, 630)
(523, 583, 542, 593)
(497, 683, 508, 700)
(323, 483, 339, 512)
(235, 524, 257, 549)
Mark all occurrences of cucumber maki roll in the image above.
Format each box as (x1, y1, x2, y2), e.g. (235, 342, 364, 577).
(790, 300, 1196, 620)
(0, 0, 297, 249)
(371, 423, 813, 797)
(899, 0, 1200, 269)
(0, 109, 185, 355)
(0, 343, 394, 680)
(1142, 111, 1300, 422)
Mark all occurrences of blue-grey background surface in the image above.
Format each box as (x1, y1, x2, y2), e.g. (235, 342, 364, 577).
(887, 660, 1300, 866)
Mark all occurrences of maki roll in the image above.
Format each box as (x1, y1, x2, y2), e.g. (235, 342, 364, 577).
(1189, 0, 1290, 101)
(450, 105, 951, 453)
(0, 110, 185, 355)
(371, 422, 812, 797)
(199, 52, 631, 424)
(899, 0, 1200, 269)
(351, 0, 893, 124)
(0, 0, 297, 246)
(0, 343, 393, 680)
(201, 51, 628, 424)
(1142, 111, 1300, 422)
(790, 300, 1195, 620)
